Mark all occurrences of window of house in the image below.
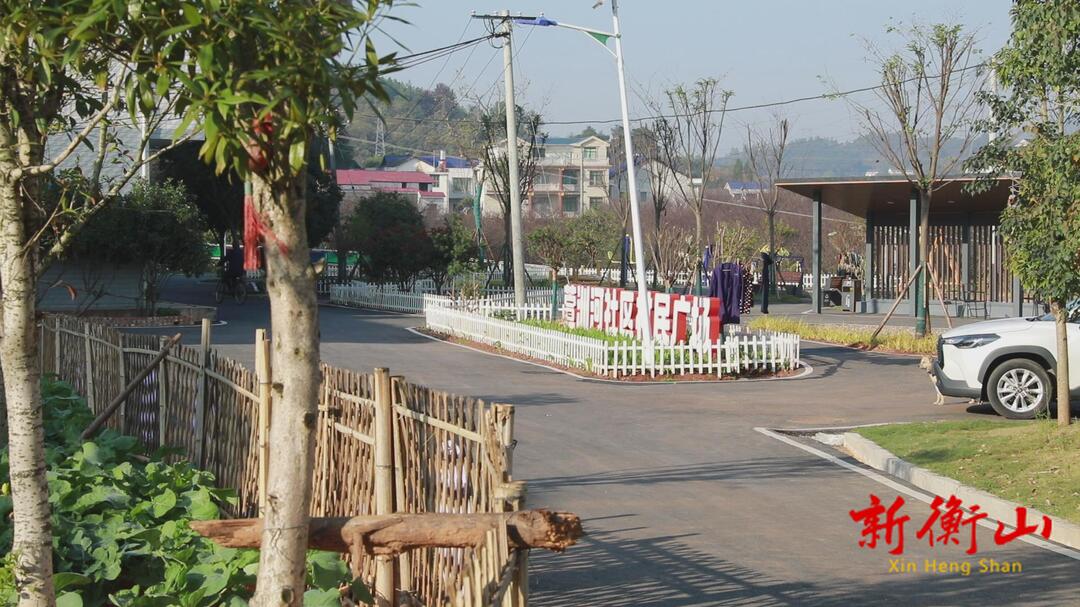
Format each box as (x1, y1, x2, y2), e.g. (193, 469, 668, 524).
(583, 147, 598, 160)
(589, 196, 605, 209)
(452, 177, 471, 193)
(532, 146, 546, 159)
(562, 195, 580, 214)
(562, 169, 579, 186)
(588, 170, 605, 187)
(431, 175, 441, 188)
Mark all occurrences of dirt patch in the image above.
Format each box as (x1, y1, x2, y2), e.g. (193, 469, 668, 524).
(418, 328, 800, 383)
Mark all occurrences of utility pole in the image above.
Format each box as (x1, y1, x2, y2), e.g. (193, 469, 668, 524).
(474, 11, 529, 309)
(610, 0, 653, 357)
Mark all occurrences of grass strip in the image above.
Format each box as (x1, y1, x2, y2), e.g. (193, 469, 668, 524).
(856, 420, 1080, 525)
(749, 316, 937, 355)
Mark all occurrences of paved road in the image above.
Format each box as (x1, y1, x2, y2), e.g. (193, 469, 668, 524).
(141, 279, 1080, 606)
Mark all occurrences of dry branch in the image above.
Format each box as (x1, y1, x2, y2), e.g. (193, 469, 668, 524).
(81, 332, 182, 440)
(190, 510, 584, 555)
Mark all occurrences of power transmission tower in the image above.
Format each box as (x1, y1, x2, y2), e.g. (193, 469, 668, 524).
(374, 121, 386, 158)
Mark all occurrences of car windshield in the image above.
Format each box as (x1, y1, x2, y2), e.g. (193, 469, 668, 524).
(1036, 300, 1080, 322)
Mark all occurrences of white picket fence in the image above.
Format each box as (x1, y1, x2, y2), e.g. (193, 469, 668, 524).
(331, 281, 560, 316)
(425, 305, 800, 378)
(329, 284, 447, 313)
(426, 305, 610, 373)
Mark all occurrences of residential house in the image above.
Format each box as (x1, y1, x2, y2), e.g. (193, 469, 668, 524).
(609, 157, 694, 207)
(383, 152, 478, 213)
(724, 181, 766, 200)
(335, 169, 446, 215)
(480, 134, 611, 217)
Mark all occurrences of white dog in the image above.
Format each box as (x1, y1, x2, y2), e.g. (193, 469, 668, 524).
(919, 356, 946, 406)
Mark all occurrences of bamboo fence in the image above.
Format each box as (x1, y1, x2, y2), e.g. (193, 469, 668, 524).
(38, 314, 524, 607)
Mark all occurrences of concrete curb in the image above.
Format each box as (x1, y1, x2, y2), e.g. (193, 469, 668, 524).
(841, 431, 1080, 552)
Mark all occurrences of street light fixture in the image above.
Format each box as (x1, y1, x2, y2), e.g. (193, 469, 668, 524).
(516, 1, 654, 359)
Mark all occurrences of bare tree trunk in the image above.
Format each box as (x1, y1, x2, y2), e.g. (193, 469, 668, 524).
(767, 210, 777, 296)
(0, 178, 55, 606)
(502, 212, 512, 285)
(1051, 300, 1072, 426)
(250, 174, 321, 606)
(917, 189, 932, 335)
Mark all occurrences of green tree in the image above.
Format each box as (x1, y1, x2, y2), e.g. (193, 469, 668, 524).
(566, 208, 622, 272)
(157, 140, 245, 255)
(70, 180, 210, 315)
(0, 3, 193, 601)
(160, 1, 397, 599)
(528, 221, 574, 278)
(159, 142, 342, 254)
(426, 215, 481, 292)
(968, 0, 1080, 426)
(345, 192, 432, 288)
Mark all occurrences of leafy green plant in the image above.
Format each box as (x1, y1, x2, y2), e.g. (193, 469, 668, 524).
(0, 379, 369, 606)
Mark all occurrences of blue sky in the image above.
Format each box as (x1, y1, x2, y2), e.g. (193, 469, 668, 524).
(370, 1, 1012, 149)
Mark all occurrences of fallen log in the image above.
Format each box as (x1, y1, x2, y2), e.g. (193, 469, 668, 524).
(189, 510, 583, 556)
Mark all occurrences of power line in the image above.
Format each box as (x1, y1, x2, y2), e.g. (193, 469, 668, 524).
(353, 63, 987, 128)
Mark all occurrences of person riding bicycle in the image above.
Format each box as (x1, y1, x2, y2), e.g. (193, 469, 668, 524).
(222, 246, 245, 289)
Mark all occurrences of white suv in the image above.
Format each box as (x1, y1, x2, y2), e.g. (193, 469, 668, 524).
(933, 308, 1079, 419)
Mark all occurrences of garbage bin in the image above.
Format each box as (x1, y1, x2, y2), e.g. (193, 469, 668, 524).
(841, 278, 862, 312)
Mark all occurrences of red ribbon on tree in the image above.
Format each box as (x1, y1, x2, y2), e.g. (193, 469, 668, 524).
(243, 181, 260, 270)
(241, 115, 290, 270)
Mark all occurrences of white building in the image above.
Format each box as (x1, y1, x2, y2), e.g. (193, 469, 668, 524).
(609, 158, 694, 207)
(384, 152, 478, 213)
(481, 134, 611, 217)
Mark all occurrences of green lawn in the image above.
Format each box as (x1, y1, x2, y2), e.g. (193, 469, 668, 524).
(856, 420, 1080, 524)
(749, 316, 938, 355)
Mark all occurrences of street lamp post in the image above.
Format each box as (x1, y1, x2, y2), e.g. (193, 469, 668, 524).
(517, 1, 654, 358)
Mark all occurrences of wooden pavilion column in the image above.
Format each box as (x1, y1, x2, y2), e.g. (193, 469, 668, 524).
(909, 189, 921, 321)
(863, 211, 874, 310)
(812, 189, 823, 314)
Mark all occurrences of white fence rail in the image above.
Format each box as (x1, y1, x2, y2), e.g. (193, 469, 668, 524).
(425, 305, 800, 378)
(427, 306, 610, 373)
(331, 282, 559, 315)
(330, 284, 444, 313)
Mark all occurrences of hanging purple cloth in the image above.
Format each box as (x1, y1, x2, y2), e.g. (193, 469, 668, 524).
(712, 263, 742, 324)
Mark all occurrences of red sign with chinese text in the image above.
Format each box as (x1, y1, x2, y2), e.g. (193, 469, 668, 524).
(562, 284, 723, 349)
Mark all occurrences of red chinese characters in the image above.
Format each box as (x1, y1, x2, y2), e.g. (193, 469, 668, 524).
(850, 493, 1054, 556)
(562, 284, 723, 348)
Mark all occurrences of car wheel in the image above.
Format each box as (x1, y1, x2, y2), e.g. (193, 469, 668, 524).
(987, 359, 1052, 420)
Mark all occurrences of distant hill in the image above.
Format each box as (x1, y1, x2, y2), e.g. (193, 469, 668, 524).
(717, 134, 986, 179)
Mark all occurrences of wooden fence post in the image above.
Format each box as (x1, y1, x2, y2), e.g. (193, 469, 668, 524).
(84, 324, 96, 413)
(53, 317, 61, 378)
(158, 335, 169, 449)
(117, 335, 128, 434)
(373, 367, 395, 607)
(493, 403, 528, 607)
(255, 329, 272, 516)
(193, 318, 212, 469)
(389, 375, 412, 594)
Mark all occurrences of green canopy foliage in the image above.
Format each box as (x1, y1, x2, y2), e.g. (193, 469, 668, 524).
(69, 180, 211, 313)
(968, 0, 1080, 303)
(344, 192, 432, 288)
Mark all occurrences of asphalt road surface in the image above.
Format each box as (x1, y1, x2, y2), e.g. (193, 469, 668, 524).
(139, 279, 1080, 606)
